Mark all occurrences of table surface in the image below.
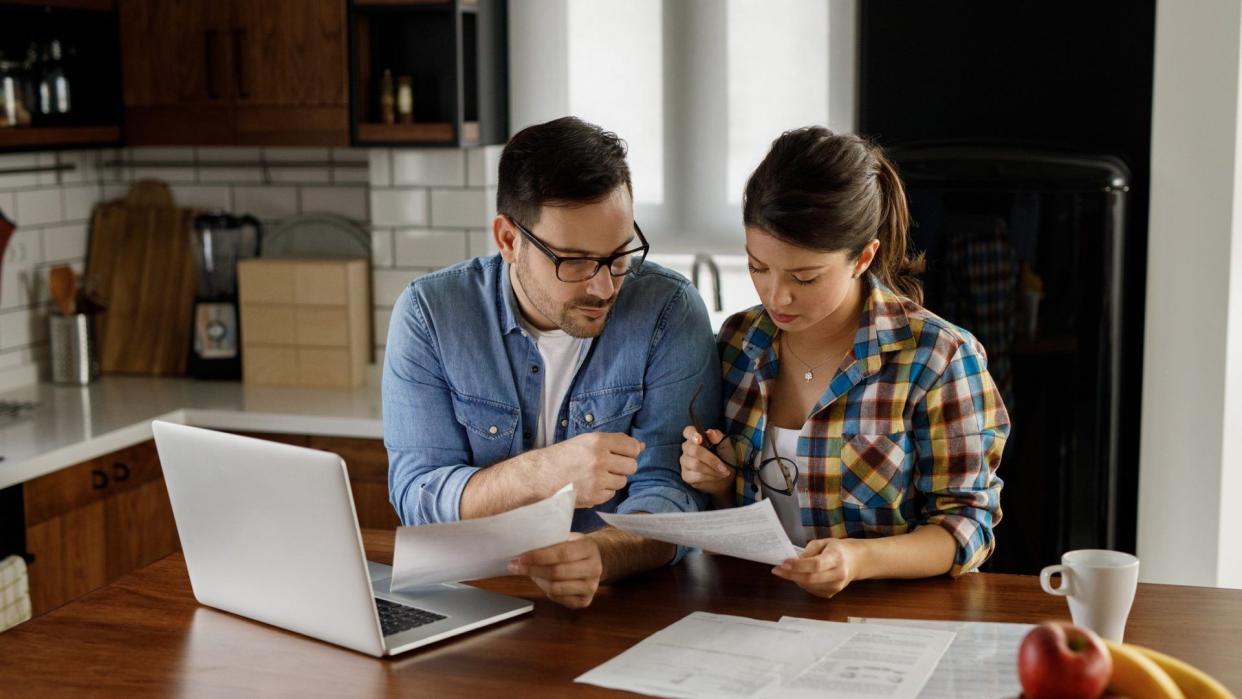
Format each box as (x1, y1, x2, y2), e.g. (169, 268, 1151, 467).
(1, 530, 1239, 697)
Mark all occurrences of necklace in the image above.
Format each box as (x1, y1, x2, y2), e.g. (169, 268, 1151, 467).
(781, 333, 848, 382)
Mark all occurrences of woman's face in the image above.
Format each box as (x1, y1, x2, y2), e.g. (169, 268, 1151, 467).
(744, 226, 878, 333)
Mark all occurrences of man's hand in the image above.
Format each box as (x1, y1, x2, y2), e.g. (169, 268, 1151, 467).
(537, 432, 644, 507)
(508, 533, 603, 609)
(771, 537, 861, 599)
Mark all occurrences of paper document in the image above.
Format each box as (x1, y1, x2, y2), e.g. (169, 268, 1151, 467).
(850, 617, 1035, 699)
(575, 611, 856, 698)
(598, 499, 800, 565)
(775, 616, 956, 699)
(389, 484, 575, 591)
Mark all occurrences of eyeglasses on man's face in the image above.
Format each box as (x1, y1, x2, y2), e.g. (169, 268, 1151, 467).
(507, 215, 649, 283)
(687, 383, 799, 496)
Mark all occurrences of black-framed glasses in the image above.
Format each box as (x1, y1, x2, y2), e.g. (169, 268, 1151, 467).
(688, 383, 799, 496)
(507, 215, 649, 283)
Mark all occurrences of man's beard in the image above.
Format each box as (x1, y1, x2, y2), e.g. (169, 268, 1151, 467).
(514, 252, 614, 338)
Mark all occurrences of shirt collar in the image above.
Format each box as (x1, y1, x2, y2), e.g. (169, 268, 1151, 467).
(498, 259, 524, 335)
(739, 273, 916, 369)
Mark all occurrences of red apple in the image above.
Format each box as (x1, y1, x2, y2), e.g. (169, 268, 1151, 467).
(1017, 621, 1112, 699)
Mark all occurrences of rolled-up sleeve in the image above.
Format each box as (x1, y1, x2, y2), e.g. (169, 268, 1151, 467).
(914, 339, 1008, 577)
(615, 282, 720, 564)
(383, 285, 481, 525)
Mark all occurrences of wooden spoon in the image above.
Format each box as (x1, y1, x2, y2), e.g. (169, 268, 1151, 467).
(49, 265, 77, 317)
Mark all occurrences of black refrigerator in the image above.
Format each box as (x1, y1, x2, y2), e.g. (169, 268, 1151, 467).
(890, 144, 1130, 574)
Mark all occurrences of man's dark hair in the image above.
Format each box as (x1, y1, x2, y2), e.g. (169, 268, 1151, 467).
(496, 116, 632, 226)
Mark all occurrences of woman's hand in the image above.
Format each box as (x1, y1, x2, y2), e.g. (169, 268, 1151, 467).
(679, 425, 735, 499)
(772, 537, 862, 598)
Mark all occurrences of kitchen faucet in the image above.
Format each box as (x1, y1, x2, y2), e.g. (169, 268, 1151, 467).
(690, 254, 723, 312)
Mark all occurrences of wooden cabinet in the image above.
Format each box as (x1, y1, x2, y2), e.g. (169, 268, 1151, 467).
(23, 441, 179, 616)
(118, 0, 349, 146)
(20, 430, 395, 619)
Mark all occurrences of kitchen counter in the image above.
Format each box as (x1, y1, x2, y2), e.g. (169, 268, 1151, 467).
(0, 376, 383, 491)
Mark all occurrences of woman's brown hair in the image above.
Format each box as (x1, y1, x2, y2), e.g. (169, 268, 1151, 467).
(742, 127, 926, 303)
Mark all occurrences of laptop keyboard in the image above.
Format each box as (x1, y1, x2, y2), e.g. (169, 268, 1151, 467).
(375, 597, 447, 637)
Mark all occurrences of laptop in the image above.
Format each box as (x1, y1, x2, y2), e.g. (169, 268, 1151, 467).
(151, 420, 532, 657)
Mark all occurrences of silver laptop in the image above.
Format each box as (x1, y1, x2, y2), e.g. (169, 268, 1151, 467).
(151, 420, 532, 657)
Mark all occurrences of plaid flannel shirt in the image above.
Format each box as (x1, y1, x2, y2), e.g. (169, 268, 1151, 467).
(718, 275, 1008, 576)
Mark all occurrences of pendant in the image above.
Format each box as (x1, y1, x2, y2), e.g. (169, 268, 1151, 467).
(803, 371, 813, 382)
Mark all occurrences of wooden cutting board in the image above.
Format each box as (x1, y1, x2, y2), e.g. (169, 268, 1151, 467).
(83, 181, 196, 376)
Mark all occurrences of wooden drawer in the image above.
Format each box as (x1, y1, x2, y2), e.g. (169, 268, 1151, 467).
(297, 348, 352, 387)
(294, 263, 348, 306)
(238, 261, 295, 304)
(243, 346, 300, 385)
(241, 305, 297, 345)
(23, 442, 159, 526)
(295, 307, 350, 347)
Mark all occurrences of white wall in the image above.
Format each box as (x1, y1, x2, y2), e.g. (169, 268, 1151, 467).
(1139, 0, 1242, 588)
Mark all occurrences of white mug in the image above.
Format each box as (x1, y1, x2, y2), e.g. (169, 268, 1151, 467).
(1040, 549, 1139, 642)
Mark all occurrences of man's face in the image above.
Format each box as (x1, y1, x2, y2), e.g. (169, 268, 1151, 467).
(505, 186, 636, 338)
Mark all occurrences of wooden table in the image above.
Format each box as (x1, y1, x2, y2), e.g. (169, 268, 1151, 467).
(1, 530, 1239, 696)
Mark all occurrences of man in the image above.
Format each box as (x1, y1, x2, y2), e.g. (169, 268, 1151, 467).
(383, 116, 721, 609)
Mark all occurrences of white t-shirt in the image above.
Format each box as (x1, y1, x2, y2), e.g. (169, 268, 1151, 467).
(761, 425, 809, 547)
(519, 320, 591, 448)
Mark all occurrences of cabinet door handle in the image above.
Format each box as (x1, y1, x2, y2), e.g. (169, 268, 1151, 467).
(204, 29, 221, 100)
(233, 28, 249, 99)
(91, 469, 108, 490)
(113, 461, 130, 482)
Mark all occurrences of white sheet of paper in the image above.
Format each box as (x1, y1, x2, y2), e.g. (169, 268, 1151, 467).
(575, 611, 856, 699)
(389, 484, 575, 591)
(774, 616, 956, 699)
(849, 617, 1035, 699)
(597, 499, 801, 565)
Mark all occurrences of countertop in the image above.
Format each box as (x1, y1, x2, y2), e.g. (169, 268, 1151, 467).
(0, 376, 383, 491)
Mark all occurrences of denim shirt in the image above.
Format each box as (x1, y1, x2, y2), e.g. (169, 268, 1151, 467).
(382, 254, 721, 562)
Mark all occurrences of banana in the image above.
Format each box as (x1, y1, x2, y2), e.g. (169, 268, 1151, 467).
(1131, 644, 1237, 699)
(1103, 639, 1186, 699)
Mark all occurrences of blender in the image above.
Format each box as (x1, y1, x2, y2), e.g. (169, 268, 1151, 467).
(189, 211, 260, 379)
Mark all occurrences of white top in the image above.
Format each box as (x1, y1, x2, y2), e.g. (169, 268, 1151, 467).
(760, 425, 809, 547)
(519, 320, 591, 448)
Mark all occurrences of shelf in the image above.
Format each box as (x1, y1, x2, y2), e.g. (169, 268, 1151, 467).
(0, 126, 121, 150)
(356, 121, 475, 144)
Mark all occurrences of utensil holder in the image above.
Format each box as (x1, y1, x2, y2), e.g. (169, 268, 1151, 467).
(49, 313, 99, 385)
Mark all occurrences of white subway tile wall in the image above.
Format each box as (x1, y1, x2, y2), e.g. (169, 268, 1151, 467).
(369, 146, 502, 354)
(0, 144, 502, 385)
(0, 150, 104, 386)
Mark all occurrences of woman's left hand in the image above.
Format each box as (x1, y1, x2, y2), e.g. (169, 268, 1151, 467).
(772, 538, 861, 598)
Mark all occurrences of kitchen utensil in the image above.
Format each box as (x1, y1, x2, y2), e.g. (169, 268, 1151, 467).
(48, 264, 76, 316)
(189, 211, 261, 379)
(84, 182, 196, 375)
(260, 213, 369, 258)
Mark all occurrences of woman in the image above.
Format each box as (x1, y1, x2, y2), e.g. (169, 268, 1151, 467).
(681, 127, 1008, 598)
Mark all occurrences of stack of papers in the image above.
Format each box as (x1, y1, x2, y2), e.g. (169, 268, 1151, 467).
(851, 617, 1035, 698)
(575, 612, 956, 699)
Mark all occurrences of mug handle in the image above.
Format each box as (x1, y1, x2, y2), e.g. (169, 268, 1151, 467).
(1040, 564, 1071, 596)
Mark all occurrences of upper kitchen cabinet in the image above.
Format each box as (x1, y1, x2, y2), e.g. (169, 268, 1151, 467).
(0, 1, 123, 151)
(119, 0, 349, 146)
(350, 0, 507, 147)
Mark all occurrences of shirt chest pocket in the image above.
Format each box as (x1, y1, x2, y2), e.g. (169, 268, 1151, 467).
(450, 392, 520, 467)
(568, 386, 643, 433)
(839, 432, 914, 509)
